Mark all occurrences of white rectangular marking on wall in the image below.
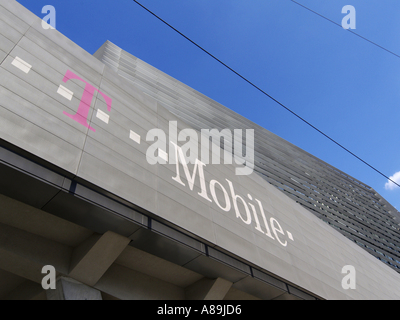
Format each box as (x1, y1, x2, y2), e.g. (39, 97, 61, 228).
(129, 130, 141, 144)
(57, 85, 73, 100)
(11, 56, 32, 74)
(158, 149, 168, 162)
(96, 109, 109, 124)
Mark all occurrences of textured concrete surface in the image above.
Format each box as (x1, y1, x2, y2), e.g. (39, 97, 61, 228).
(1, 0, 400, 300)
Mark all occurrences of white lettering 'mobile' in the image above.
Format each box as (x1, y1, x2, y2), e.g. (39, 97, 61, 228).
(170, 143, 293, 247)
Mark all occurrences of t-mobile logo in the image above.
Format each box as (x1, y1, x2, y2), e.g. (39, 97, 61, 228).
(61, 70, 112, 132)
(60, 70, 254, 176)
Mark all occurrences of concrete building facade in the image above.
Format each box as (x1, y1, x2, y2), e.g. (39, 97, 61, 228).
(0, 0, 399, 300)
(93, 42, 400, 274)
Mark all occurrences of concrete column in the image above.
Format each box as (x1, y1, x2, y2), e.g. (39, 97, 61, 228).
(185, 277, 232, 300)
(68, 231, 131, 286)
(46, 277, 102, 300)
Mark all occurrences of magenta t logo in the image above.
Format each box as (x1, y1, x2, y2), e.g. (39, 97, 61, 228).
(62, 70, 112, 132)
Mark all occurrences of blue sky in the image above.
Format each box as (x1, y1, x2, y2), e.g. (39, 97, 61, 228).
(16, 0, 400, 210)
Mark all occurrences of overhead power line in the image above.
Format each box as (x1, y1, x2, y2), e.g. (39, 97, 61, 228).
(290, 0, 400, 60)
(131, 0, 400, 189)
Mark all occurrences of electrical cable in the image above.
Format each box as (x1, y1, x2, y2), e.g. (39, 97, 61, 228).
(132, 0, 400, 189)
(290, 0, 400, 60)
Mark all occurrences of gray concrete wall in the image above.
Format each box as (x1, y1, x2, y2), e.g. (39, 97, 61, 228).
(94, 40, 400, 275)
(1, 0, 400, 299)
